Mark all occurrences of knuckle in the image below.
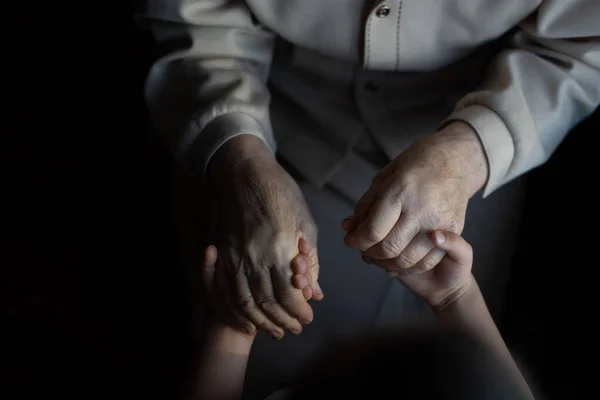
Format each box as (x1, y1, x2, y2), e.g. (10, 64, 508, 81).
(379, 240, 402, 258)
(403, 211, 421, 226)
(240, 323, 257, 335)
(277, 291, 300, 308)
(388, 193, 403, 210)
(238, 295, 256, 312)
(419, 257, 438, 272)
(256, 295, 277, 312)
(395, 252, 417, 269)
(364, 222, 386, 243)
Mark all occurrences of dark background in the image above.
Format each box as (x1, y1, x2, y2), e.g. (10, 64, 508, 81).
(4, 13, 598, 400)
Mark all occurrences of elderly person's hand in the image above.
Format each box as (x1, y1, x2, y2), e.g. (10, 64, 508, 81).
(207, 135, 323, 340)
(341, 122, 488, 275)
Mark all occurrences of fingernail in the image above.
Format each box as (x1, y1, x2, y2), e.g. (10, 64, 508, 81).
(315, 283, 324, 297)
(271, 330, 283, 340)
(434, 231, 446, 244)
(290, 328, 302, 335)
(300, 318, 312, 325)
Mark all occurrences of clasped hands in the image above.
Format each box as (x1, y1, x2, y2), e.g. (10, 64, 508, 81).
(204, 122, 488, 339)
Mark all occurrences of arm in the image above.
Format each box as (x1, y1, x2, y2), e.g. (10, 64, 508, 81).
(190, 246, 256, 400)
(387, 231, 536, 399)
(137, 0, 276, 173)
(139, 0, 322, 337)
(433, 277, 535, 400)
(191, 244, 314, 399)
(193, 322, 255, 400)
(446, 0, 600, 197)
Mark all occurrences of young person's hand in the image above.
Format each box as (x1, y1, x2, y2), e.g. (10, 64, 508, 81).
(387, 230, 475, 309)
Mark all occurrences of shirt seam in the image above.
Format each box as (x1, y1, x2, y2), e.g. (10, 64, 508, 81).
(365, 11, 373, 67)
(395, 0, 403, 70)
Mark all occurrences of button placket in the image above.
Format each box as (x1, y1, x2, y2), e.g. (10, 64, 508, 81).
(363, 1, 401, 71)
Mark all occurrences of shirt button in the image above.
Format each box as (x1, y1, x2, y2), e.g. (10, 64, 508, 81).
(375, 4, 391, 18)
(364, 80, 380, 92)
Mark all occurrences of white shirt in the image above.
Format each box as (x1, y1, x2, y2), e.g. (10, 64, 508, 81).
(140, 0, 600, 196)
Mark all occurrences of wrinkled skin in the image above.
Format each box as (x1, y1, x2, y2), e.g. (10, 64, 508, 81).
(342, 122, 488, 276)
(291, 230, 475, 310)
(207, 135, 323, 339)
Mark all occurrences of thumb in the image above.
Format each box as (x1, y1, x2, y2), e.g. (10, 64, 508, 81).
(430, 231, 472, 268)
(202, 245, 218, 293)
(299, 237, 324, 300)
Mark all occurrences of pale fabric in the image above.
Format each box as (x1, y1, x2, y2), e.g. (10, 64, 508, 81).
(140, 0, 599, 197)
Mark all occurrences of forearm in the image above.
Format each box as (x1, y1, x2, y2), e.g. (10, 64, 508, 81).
(193, 323, 255, 400)
(433, 277, 534, 399)
(207, 134, 275, 187)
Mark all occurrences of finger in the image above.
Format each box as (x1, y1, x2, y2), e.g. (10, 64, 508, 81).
(299, 238, 324, 300)
(353, 185, 378, 217)
(430, 231, 472, 267)
(215, 262, 259, 337)
(388, 247, 446, 276)
(292, 271, 313, 301)
(271, 265, 315, 326)
(298, 237, 311, 255)
(291, 253, 311, 275)
(201, 245, 218, 293)
(306, 244, 324, 301)
(358, 210, 419, 260)
(345, 192, 403, 251)
(292, 274, 309, 289)
(302, 286, 313, 301)
(340, 179, 380, 234)
(349, 165, 394, 219)
(231, 270, 287, 339)
(201, 246, 231, 323)
(341, 214, 359, 232)
(371, 232, 433, 270)
(293, 243, 315, 300)
(249, 270, 306, 332)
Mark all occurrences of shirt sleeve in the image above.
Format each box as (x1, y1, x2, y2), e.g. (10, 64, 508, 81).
(445, 0, 600, 197)
(138, 0, 276, 172)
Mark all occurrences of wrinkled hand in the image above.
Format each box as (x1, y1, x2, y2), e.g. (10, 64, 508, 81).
(342, 122, 488, 275)
(206, 135, 323, 340)
(202, 240, 317, 338)
(396, 231, 474, 309)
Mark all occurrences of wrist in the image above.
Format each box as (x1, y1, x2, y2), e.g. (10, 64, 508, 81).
(207, 134, 275, 186)
(430, 274, 478, 314)
(207, 321, 256, 355)
(437, 121, 489, 197)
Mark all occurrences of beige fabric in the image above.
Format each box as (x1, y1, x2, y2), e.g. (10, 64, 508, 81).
(139, 0, 600, 197)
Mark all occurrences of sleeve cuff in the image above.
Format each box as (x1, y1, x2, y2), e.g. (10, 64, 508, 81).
(445, 105, 515, 198)
(181, 112, 276, 175)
